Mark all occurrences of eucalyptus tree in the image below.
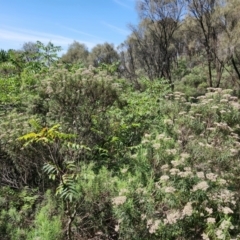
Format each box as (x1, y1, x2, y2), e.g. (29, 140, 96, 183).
(217, 0, 240, 81)
(22, 42, 40, 62)
(125, 0, 185, 90)
(61, 41, 89, 66)
(185, 0, 229, 87)
(88, 42, 119, 67)
(118, 39, 138, 81)
(21, 41, 62, 70)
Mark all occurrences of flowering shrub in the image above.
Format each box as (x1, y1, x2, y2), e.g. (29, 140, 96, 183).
(110, 88, 240, 239)
(2, 65, 240, 239)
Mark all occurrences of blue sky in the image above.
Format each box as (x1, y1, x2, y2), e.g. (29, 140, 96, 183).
(0, 0, 139, 54)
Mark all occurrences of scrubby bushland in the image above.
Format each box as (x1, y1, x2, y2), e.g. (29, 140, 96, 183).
(3, 1, 240, 236)
(1, 57, 240, 239)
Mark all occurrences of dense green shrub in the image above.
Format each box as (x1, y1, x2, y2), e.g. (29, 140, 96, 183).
(0, 187, 38, 239)
(26, 190, 63, 240)
(2, 57, 240, 239)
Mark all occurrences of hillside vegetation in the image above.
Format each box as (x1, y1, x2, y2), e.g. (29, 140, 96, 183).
(1, 0, 240, 239)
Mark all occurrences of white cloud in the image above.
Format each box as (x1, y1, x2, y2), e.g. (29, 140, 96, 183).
(57, 25, 102, 40)
(113, 0, 132, 9)
(0, 26, 97, 50)
(101, 21, 130, 36)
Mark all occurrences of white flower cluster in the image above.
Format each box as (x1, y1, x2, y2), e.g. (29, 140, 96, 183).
(112, 196, 127, 206)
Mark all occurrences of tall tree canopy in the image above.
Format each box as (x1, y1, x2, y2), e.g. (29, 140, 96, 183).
(61, 41, 89, 66)
(88, 42, 119, 67)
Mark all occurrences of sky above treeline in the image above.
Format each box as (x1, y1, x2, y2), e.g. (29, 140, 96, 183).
(0, 0, 139, 53)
